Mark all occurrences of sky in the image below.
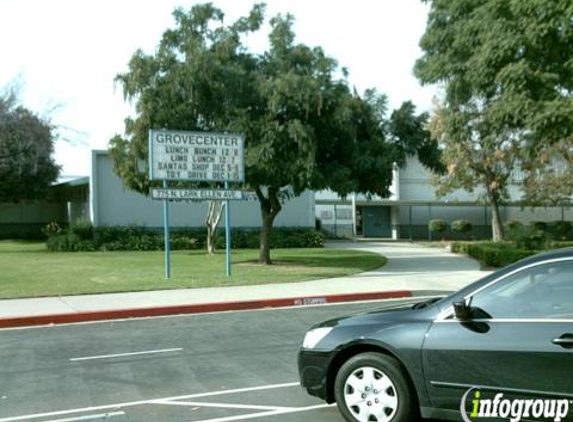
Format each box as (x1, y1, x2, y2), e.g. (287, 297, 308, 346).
(0, 0, 437, 176)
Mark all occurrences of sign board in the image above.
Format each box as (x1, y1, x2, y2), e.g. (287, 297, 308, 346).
(151, 188, 245, 201)
(149, 130, 245, 182)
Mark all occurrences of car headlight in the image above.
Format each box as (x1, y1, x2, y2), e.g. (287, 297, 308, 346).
(302, 327, 333, 349)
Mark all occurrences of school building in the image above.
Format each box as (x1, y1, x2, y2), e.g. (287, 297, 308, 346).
(1, 151, 571, 240)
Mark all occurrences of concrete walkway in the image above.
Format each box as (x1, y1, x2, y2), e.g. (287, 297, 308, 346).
(0, 242, 489, 325)
(328, 241, 486, 292)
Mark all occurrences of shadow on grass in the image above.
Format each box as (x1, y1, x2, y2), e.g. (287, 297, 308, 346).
(0, 240, 46, 253)
(238, 254, 386, 271)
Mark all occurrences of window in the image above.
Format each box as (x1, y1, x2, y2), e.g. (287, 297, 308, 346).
(470, 260, 573, 320)
(335, 208, 352, 220)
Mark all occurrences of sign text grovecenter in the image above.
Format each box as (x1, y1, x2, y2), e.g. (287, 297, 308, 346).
(149, 130, 245, 182)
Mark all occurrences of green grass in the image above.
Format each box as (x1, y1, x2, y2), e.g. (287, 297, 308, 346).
(0, 241, 387, 299)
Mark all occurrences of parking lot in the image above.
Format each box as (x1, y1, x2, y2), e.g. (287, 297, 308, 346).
(0, 298, 439, 422)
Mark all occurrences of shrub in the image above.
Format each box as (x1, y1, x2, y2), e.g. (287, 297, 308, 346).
(514, 226, 550, 250)
(504, 220, 524, 241)
(215, 228, 324, 249)
(42, 222, 64, 237)
(46, 225, 322, 252)
(47, 233, 73, 251)
(69, 219, 94, 241)
(429, 219, 447, 236)
(451, 219, 472, 235)
(531, 221, 548, 232)
(46, 233, 97, 252)
(553, 221, 573, 240)
(551, 241, 573, 249)
(170, 234, 199, 250)
(452, 241, 534, 268)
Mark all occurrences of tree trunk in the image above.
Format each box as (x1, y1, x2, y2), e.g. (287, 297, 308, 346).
(256, 186, 282, 265)
(205, 201, 225, 255)
(207, 225, 216, 255)
(487, 187, 505, 242)
(260, 209, 276, 264)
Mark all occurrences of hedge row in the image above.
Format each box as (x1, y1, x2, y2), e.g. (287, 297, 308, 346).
(451, 242, 535, 268)
(45, 222, 325, 252)
(451, 241, 573, 268)
(504, 220, 573, 246)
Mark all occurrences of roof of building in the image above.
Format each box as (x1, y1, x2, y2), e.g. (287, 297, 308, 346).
(53, 175, 89, 187)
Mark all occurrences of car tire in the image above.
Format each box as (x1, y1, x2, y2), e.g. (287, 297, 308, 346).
(334, 352, 418, 422)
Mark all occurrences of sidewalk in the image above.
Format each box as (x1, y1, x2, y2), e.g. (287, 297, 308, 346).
(0, 242, 489, 328)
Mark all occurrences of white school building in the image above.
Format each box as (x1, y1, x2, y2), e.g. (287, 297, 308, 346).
(1, 151, 571, 240)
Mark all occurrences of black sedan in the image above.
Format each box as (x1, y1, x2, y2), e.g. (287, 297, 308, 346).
(298, 247, 573, 422)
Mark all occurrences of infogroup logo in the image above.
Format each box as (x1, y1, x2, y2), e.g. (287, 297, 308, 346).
(460, 388, 571, 422)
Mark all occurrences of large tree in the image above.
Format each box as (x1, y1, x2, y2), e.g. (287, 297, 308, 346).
(415, 0, 573, 241)
(521, 139, 573, 206)
(0, 88, 60, 203)
(111, 3, 439, 263)
(110, 3, 264, 255)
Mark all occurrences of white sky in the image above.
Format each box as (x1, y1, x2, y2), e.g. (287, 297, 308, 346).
(0, 0, 436, 176)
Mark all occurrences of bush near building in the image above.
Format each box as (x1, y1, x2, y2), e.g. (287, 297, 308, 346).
(451, 219, 472, 237)
(452, 240, 573, 268)
(451, 241, 535, 268)
(452, 219, 573, 268)
(429, 219, 447, 237)
(45, 221, 325, 252)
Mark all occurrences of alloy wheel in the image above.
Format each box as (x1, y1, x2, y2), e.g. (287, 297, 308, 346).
(343, 366, 399, 422)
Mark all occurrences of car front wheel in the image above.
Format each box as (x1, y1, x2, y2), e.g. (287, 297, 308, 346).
(334, 352, 417, 422)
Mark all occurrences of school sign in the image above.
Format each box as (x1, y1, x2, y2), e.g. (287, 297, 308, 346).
(149, 130, 245, 182)
(148, 129, 246, 279)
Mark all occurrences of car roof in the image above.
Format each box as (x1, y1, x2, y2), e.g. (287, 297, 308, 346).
(520, 246, 573, 264)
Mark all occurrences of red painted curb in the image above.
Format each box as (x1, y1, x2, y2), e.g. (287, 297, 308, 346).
(0, 290, 412, 328)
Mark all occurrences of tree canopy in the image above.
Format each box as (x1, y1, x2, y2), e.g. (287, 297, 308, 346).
(110, 3, 440, 262)
(415, 0, 573, 240)
(0, 89, 60, 203)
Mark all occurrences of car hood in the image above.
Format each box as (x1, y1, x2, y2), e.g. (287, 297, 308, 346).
(315, 300, 439, 329)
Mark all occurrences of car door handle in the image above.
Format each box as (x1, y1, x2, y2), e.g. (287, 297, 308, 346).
(552, 334, 573, 349)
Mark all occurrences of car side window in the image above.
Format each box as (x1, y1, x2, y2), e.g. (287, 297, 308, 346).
(469, 260, 573, 320)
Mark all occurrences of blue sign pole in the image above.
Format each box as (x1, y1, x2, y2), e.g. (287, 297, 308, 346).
(224, 181, 231, 277)
(163, 180, 171, 279)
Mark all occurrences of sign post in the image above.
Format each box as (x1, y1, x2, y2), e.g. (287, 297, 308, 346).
(148, 130, 245, 279)
(163, 180, 171, 279)
(224, 181, 231, 277)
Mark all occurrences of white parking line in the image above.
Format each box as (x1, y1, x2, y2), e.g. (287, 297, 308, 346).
(155, 400, 294, 411)
(69, 348, 182, 361)
(0, 382, 299, 422)
(147, 382, 300, 403)
(188, 404, 334, 422)
(41, 412, 124, 422)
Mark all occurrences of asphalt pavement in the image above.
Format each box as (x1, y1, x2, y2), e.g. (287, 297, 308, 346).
(0, 298, 441, 422)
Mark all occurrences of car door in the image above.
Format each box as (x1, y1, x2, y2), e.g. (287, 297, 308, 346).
(422, 258, 573, 412)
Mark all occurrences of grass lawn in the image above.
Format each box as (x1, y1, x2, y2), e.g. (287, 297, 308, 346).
(0, 241, 387, 299)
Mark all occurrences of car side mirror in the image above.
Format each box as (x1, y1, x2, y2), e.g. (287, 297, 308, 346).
(453, 301, 471, 321)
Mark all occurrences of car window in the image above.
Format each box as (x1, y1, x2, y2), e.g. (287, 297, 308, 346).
(469, 260, 573, 320)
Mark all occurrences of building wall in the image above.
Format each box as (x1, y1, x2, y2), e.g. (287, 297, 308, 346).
(91, 151, 315, 228)
(316, 204, 353, 238)
(0, 202, 66, 224)
(0, 201, 67, 239)
(315, 157, 573, 239)
(399, 156, 489, 202)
